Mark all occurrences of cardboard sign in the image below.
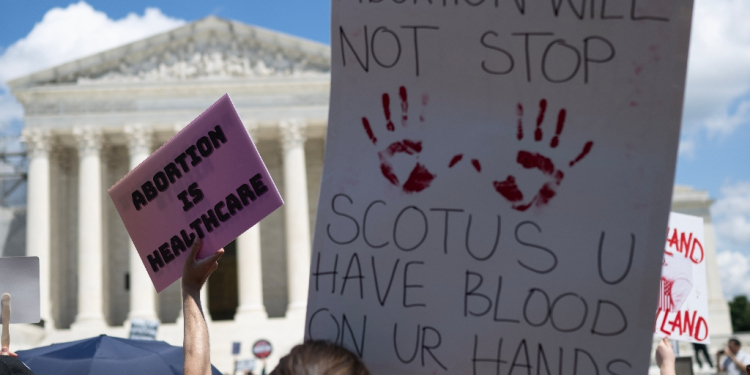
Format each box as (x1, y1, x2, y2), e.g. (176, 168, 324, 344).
(654, 212, 709, 343)
(129, 318, 159, 340)
(109, 95, 283, 292)
(0, 257, 40, 324)
(305, 1, 693, 374)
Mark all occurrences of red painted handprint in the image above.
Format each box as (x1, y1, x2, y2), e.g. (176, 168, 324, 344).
(493, 99, 594, 211)
(362, 86, 437, 193)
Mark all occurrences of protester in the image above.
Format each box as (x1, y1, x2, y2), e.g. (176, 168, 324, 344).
(692, 342, 713, 368)
(654, 338, 675, 375)
(270, 340, 370, 375)
(182, 238, 371, 375)
(717, 338, 750, 375)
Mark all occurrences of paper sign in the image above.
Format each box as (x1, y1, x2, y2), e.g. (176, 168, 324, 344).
(0, 257, 40, 324)
(109, 94, 283, 292)
(129, 318, 159, 340)
(306, 1, 693, 374)
(654, 212, 709, 343)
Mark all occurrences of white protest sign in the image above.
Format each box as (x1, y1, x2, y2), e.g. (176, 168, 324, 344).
(306, 1, 694, 374)
(129, 318, 159, 341)
(235, 359, 256, 373)
(0, 257, 40, 324)
(654, 212, 709, 344)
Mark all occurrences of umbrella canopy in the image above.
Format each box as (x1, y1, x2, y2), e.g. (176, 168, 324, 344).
(16, 335, 221, 375)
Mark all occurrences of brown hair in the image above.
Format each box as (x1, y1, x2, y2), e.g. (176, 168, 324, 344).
(269, 340, 371, 375)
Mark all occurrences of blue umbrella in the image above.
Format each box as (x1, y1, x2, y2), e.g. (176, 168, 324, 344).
(16, 335, 221, 375)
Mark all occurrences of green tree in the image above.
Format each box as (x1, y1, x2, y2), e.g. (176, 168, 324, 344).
(729, 295, 750, 332)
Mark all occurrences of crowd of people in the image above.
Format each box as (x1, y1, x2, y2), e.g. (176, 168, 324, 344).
(179, 238, 750, 375)
(0, 238, 747, 374)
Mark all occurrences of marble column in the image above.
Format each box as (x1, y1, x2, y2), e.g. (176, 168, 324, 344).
(71, 127, 106, 328)
(235, 225, 267, 321)
(23, 128, 55, 328)
(124, 125, 159, 322)
(704, 217, 733, 336)
(280, 120, 311, 315)
(236, 124, 267, 321)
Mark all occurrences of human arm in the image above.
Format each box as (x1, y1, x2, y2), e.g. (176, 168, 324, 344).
(655, 338, 675, 375)
(725, 349, 749, 373)
(1, 293, 17, 357)
(183, 238, 224, 375)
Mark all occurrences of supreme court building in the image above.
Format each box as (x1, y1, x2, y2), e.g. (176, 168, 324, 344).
(7, 16, 733, 373)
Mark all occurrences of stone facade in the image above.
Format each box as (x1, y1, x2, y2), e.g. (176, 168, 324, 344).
(10, 16, 330, 372)
(8, 16, 732, 374)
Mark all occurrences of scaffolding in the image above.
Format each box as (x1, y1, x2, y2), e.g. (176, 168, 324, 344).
(0, 113, 27, 257)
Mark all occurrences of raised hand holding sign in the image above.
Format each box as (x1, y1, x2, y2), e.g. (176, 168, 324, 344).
(109, 95, 283, 292)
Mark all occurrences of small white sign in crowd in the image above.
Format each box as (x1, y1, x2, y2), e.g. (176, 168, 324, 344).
(654, 212, 709, 344)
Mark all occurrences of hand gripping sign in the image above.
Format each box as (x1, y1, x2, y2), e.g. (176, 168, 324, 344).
(109, 94, 283, 292)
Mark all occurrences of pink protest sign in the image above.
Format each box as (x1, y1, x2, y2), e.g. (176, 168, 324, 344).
(109, 94, 283, 292)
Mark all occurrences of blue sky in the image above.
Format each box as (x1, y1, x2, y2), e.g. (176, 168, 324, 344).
(0, 1, 749, 297)
(0, 0, 331, 47)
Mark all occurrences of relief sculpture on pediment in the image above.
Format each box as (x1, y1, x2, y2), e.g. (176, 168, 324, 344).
(77, 36, 330, 84)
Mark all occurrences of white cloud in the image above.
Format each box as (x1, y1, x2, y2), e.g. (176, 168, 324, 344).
(0, 1, 185, 129)
(712, 182, 750, 246)
(718, 251, 750, 298)
(713, 182, 750, 298)
(677, 139, 695, 158)
(703, 97, 750, 137)
(682, 0, 750, 137)
(0, 1, 184, 82)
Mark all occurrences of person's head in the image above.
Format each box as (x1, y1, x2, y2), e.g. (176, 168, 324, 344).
(270, 340, 370, 375)
(729, 338, 742, 354)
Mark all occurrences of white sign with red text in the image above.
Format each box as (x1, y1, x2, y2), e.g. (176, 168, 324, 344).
(654, 212, 709, 344)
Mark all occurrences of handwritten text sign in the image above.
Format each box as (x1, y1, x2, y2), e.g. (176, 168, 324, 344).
(306, 1, 693, 374)
(0, 257, 40, 324)
(109, 94, 283, 292)
(654, 212, 709, 344)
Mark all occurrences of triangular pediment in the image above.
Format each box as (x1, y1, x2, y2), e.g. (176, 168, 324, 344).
(9, 16, 330, 89)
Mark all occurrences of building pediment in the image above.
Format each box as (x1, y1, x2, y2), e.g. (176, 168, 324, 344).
(8, 16, 331, 89)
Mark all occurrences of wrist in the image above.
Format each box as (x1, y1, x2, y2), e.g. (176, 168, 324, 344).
(659, 363, 675, 372)
(182, 283, 201, 298)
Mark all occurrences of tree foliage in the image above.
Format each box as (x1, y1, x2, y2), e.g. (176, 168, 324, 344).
(729, 295, 750, 332)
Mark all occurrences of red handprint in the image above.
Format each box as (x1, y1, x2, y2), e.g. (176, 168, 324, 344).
(493, 99, 594, 211)
(362, 86, 439, 193)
